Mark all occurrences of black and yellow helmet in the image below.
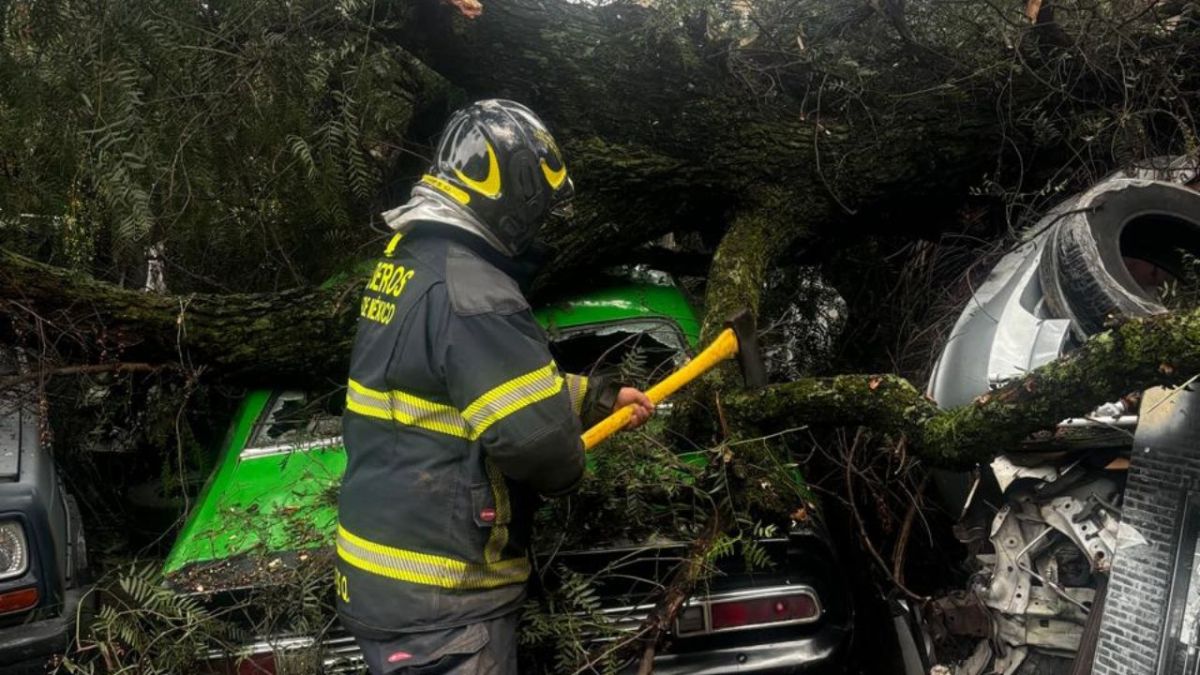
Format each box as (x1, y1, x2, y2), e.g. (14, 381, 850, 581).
(417, 99, 573, 255)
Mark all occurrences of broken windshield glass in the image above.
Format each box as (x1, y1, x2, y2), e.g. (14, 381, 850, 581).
(547, 320, 687, 391)
(246, 389, 344, 453)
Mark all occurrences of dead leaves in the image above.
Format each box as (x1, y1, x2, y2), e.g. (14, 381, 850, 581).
(1025, 0, 1043, 23)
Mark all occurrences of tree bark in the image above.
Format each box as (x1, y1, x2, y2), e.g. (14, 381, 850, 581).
(384, 0, 1003, 306)
(0, 249, 358, 384)
(700, 187, 826, 340)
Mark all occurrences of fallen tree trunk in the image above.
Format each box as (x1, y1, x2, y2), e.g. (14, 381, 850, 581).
(6, 244, 1200, 465)
(0, 249, 359, 384)
(4, 0, 1175, 394)
(390, 0, 1006, 309)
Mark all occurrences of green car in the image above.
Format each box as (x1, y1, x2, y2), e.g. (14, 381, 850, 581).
(162, 278, 698, 580)
(163, 275, 850, 674)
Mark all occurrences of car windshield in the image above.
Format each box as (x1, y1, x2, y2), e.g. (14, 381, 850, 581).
(247, 389, 344, 451)
(548, 320, 688, 390)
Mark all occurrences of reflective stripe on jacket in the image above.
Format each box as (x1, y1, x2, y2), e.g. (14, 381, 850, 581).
(336, 227, 614, 635)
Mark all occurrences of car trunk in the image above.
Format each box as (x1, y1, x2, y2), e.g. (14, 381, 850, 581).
(529, 520, 849, 659)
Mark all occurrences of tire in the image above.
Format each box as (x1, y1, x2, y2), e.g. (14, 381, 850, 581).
(64, 494, 90, 583)
(1038, 179, 1200, 339)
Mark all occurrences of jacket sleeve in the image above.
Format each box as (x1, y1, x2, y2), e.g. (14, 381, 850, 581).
(564, 373, 623, 429)
(440, 308, 586, 496)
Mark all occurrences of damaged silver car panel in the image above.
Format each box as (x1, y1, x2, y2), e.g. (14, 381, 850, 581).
(917, 158, 1200, 675)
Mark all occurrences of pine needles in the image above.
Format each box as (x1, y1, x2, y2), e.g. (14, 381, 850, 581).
(0, 0, 448, 288)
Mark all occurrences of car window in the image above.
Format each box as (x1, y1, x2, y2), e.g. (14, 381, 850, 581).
(548, 320, 688, 390)
(247, 389, 344, 450)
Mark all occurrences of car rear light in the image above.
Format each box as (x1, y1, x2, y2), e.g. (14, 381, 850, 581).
(0, 586, 38, 615)
(235, 654, 277, 675)
(709, 592, 820, 632)
(200, 653, 277, 675)
(673, 587, 822, 636)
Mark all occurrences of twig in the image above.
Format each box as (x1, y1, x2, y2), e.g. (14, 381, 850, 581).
(0, 362, 168, 389)
(845, 429, 928, 602)
(629, 516, 725, 673)
(636, 642, 657, 675)
(812, 75, 858, 216)
(714, 390, 730, 439)
(174, 367, 205, 517)
(570, 625, 654, 675)
(1141, 372, 1200, 417)
(892, 472, 929, 587)
(726, 426, 808, 447)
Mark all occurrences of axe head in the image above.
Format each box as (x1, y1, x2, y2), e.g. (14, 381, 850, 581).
(724, 309, 767, 389)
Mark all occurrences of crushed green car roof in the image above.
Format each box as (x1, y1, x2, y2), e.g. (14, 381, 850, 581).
(163, 280, 701, 580)
(535, 280, 700, 345)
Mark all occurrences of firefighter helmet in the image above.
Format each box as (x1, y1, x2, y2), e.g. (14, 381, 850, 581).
(416, 99, 573, 255)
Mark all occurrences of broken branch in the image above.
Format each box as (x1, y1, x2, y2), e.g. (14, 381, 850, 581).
(0, 362, 168, 390)
(727, 306, 1200, 466)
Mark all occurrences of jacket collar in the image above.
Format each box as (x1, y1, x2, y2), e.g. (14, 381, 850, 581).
(403, 220, 545, 293)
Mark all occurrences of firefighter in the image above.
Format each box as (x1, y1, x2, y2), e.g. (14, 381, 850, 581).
(336, 99, 655, 674)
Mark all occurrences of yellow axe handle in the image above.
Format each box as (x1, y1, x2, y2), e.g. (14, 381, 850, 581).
(581, 327, 741, 451)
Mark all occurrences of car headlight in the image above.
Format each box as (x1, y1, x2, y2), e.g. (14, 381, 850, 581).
(0, 521, 29, 580)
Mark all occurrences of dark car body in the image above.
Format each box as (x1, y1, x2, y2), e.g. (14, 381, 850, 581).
(0, 354, 90, 674)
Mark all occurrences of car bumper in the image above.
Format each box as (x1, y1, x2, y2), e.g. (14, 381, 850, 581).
(212, 621, 850, 675)
(630, 624, 849, 675)
(0, 586, 89, 675)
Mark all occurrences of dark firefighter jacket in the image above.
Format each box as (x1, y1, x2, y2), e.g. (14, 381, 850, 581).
(335, 224, 619, 637)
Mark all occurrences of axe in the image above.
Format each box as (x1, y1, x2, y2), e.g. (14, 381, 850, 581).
(581, 309, 767, 451)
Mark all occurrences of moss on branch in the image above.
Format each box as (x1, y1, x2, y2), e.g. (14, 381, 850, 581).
(918, 306, 1200, 464)
(725, 307, 1200, 467)
(0, 249, 357, 383)
(702, 188, 833, 340)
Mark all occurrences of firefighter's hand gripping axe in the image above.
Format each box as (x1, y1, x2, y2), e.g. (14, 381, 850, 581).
(581, 310, 767, 451)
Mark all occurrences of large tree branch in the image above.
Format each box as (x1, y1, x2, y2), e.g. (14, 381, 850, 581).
(700, 187, 828, 340)
(8, 239, 1200, 465)
(727, 306, 1200, 466)
(9, 247, 1200, 468)
(7, 243, 1199, 465)
(0, 249, 358, 384)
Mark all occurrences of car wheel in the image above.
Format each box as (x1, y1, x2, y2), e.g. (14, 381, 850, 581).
(1038, 179, 1200, 339)
(64, 494, 89, 583)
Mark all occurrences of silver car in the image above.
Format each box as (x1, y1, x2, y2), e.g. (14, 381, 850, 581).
(901, 157, 1200, 674)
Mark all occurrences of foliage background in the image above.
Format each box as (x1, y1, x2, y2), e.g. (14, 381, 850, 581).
(0, 0, 460, 290)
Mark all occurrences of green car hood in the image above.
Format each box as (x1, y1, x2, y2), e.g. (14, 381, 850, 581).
(163, 280, 700, 582)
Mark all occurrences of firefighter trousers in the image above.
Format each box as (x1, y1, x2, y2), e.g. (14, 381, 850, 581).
(348, 613, 519, 675)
